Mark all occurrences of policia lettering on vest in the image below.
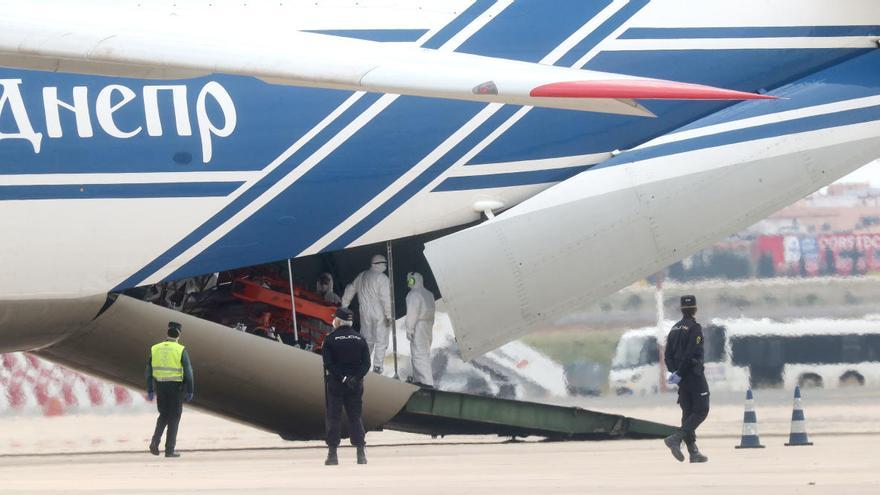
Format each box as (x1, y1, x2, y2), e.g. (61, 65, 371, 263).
(322, 307, 371, 466)
(663, 295, 710, 464)
(146, 321, 194, 458)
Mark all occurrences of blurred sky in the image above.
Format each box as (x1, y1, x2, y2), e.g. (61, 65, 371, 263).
(839, 159, 880, 186)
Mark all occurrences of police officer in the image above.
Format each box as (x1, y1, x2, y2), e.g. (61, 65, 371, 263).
(146, 321, 194, 458)
(322, 307, 371, 465)
(663, 295, 710, 463)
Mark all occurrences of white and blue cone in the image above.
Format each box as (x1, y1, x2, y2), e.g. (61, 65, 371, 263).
(735, 389, 765, 449)
(785, 386, 813, 446)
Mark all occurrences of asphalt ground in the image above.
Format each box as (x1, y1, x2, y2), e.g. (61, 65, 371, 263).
(0, 387, 877, 494)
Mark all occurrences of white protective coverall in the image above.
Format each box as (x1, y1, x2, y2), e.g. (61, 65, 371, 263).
(405, 272, 435, 387)
(315, 272, 342, 305)
(342, 255, 392, 371)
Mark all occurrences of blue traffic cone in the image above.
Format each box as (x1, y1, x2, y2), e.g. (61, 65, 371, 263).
(735, 389, 765, 449)
(785, 386, 813, 446)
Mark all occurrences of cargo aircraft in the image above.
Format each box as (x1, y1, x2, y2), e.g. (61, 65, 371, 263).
(1, 0, 879, 439)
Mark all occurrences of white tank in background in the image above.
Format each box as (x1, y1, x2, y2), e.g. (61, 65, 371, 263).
(609, 317, 880, 394)
(608, 323, 675, 396)
(609, 320, 752, 395)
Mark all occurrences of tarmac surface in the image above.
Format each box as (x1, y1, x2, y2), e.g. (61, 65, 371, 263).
(0, 387, 877, 494)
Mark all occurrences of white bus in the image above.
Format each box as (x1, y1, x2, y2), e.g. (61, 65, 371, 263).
(609, 318, 880, 394)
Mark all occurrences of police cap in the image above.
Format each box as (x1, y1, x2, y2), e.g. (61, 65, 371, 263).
(680, 295, 697, 309)
(167, 321, 182, 338)
(333, 307, 354, 322)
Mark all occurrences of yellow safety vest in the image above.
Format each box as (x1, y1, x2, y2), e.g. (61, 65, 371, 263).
(151, 341, 185, 382)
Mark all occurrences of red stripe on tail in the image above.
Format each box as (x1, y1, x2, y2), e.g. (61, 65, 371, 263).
(531, 79, 776, 100)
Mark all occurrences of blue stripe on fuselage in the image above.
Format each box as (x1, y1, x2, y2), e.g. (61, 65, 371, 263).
(432, 165, 594, 192)
(0, 181, 242, 200)
(114, 92, 382, 290)
(674, 50, 880, 132)
(620, 26, 880, 39)
(595, 104, 880, 170)
(554, 0, 647, 68)
(455, 0, 612, 62)
(439, 59, 880, 194)
(169, 96, 486, 280)
(323, 105, 524, 252)
(420, 0, 496, 50)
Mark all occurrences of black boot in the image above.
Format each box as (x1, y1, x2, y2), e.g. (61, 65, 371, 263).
(686, 441, 708, 463)
(663, 430, 686, 462)
(325, 447, 338, 466)
(356, 446, 367, 465)
(149, 444, 160, 456)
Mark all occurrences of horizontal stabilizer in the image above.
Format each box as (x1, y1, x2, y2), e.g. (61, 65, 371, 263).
(0, 10, 765, 117)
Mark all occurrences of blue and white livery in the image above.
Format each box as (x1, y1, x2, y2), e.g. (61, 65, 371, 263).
(1, 0, 879, 361)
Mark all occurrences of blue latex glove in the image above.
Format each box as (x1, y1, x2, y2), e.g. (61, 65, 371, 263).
(667, 372, 682, 385)
(185, 392, 194, 402)
(146, 392, 154, 402)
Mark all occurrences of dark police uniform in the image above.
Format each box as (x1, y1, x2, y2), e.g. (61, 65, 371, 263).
(664, 295, 710, 461)
(322, 321, 371, 451)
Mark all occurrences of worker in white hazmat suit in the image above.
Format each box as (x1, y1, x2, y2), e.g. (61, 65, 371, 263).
(316, 272, 342, 305)
(313, 272, 342, 342)
(342, 255, 392, 373)
(405, 272, 435, 388)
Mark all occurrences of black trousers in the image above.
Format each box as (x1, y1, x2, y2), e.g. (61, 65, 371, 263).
(324, 377, 365, 448)
(678, 384, 710, 448)
(151, 381, 184, 453)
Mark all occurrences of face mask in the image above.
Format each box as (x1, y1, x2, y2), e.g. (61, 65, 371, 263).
(407, 275, 416, 288)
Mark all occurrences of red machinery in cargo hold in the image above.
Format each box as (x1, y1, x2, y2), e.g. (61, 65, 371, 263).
(227, 271, 338, 352)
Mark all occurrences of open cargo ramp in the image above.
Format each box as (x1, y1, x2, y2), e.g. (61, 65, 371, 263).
(387, 389, 675, 440)
(1, 294, 675, 441)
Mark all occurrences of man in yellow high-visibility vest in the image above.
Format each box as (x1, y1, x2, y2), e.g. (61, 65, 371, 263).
(146, 321, 194, 458)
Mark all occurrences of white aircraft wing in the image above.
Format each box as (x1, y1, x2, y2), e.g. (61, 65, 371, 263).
(0, 13, 771, 118)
